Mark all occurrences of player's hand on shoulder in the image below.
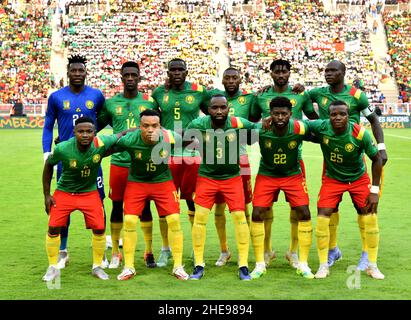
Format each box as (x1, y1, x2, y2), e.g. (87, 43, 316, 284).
(261, 116, 272, 130)
(291, 83, 305, 94)
(255, 85, 272, 95)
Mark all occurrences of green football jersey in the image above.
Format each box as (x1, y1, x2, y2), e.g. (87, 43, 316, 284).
(308, 85, 370, 123)
(251, 86, 315, 120)
(48, 135, 118, 192)
(98, 93, 157, 167)
(308, 120, 378, 182)
(258, 120, 310, 177)
(152, 81, 210, 156)
(187, 116, 257, 180)
(208, 88, 255, 155)
(116, 129, 181, 183)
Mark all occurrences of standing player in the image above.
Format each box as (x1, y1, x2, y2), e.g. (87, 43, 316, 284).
(251, 59, 318, 268)
(42, 55, 106, 269)
(115, 109, 189, 281)
(207, 67, 255, 267)
(42, 117, 121, 282)
(98, 61, 157, 269)
(151, 58, 209, 267)
(307, 101, 384, 280)
(250, 97, 314, 280)
(187, 94, 256, 281)
(308, 60, 387, 270)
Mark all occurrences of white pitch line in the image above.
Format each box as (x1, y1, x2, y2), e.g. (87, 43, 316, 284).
(385, 133, 411, 140)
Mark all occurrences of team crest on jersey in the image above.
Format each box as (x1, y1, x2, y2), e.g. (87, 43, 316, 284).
(322, 97, 328, 106)
(116, 106, 122, 115)
(159, 149, 168, 158)
(63, 100, 70, 110)
(323, 136, 329, 145)
(92, 154, 101, 163)
(290, 99, 296, 107)
(237, 96, 246, 105)
(69, 160, 77, 168)
(288, 140, 297, 149)
(86, 100, 94, 109)
(135, 151, 142, 160)
(345, 143, 355, 152)
(185, 95, 195, 104)
(76, 107, 81, 113)
(226, 132, 236, 142)
(265, 139, 272, 149)
(139, 106, 147, 112)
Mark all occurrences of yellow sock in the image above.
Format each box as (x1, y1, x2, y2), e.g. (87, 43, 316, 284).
(264, 207, 273, 253)
(357, 214, 368, 252)
(123, 215, 138, 269)
(140, 221, 153, 254)
(316, 216, 330, 264)
(166, 214, 183, 268)
(214, 203, 228, 252)
(46, 234, 60, 266)
(192, 205, 210, 266)
(92, 232, 106, 267)
(232, 210, 249, 267)
(364, 214, 379, 264)
(289, 209, 299, 253)
(329, 211, 339, 249)
(188, 210, 195, 227)
(298, 220, 312, 264)
(250, 221, 264, 264)
(245, 203, 251, 227)
(110, 222, 123, 255)
(159, 216, 169, 249)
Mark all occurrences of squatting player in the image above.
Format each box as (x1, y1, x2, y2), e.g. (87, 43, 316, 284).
(250, 97, 314, 280)
(187, 94, 256, 281)
(308, 101, 384, 280)
(42, 117, 122, 282)
(115, 109, 189, 281)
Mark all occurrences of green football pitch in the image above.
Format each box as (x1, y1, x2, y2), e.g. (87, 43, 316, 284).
(0, 128, 410, 300)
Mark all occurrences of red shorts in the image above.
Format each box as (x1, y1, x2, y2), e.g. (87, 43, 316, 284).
(318, 173, 371, 209)
(194, 176, 245, 212)
(169, 156, 201, 200)
(123, 180, 180, 216)
(48, 190, 105, 230)
(215, 154, 253, 204)
(109, 164, 129, 201)
(300, 159, 306, 179)
(253, 174, 309, 208)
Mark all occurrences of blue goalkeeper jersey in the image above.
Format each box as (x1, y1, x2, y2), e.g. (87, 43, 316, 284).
(42, 85, 105, 152)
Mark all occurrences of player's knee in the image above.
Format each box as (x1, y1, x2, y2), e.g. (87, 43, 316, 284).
(252, 207, 266, 222)
(111, 201, 124, 223)
(165, 213, 181, 232)
(124, 214, 138, 230)
(186, 200, 195, 212)
(92, 229, 105, 235)
(48, 226, 61, 236)
(194, 206, 210, 226)
(295, 206, 311, 221)
(214, 203, 226, 216)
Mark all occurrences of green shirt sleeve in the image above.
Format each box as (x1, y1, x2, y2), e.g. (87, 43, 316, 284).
(307, 119, 325, 135)
(357, 91, 370, 113)
(302, 91, 315, 115)
(97, 102, 111, 129)
(48, 145, 62, 166)
(250, 94, 262, 120)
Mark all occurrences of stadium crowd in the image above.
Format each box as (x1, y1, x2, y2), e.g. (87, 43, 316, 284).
(225, 0, 383, 102)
